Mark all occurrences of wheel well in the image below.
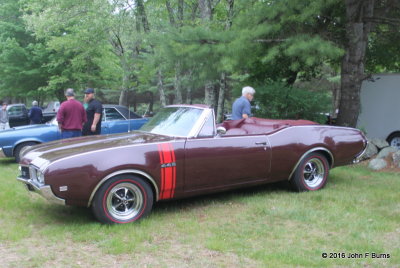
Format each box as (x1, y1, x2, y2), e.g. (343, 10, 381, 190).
(88, 170, 159, 207)
(316, 150, 334, 168)
(288, 148, 334, 181)
(386, 131, 400, 142)
(13, 141, 39, 156)
(127, 172, 158, 203)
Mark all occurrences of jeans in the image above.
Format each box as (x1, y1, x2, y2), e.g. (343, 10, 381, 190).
(61, 130, 82, 139)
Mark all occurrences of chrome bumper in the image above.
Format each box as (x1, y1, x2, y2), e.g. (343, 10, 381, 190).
(0, 148, 6, 158)
(17, 176, 65, 206)
(353, 140, 369, 164)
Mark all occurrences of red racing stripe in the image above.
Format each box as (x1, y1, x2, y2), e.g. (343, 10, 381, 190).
(169, 143, 176, 197)
(157, 144, 166, 199)
(158, 143, 177, 200)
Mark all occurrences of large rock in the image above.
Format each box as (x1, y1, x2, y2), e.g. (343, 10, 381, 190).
(370, 138, 389, 149)
(393, 151, 400, 167)
(360, 142, 378, 160)
(368, 158, 387, 171)
(376, 146, 397, 159)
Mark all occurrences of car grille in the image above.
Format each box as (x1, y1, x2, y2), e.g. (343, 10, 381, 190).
(20, 166, 30, 179)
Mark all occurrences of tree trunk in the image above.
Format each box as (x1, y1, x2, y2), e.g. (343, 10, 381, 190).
(204, 81, 215, 106)
(136, 0, 150, 33)
(157, 69, 167, 107)
(336, 0, 375, 127)
(198, 0, 212, 21)
(185, 69, 193, 104)
(119, 90, 128, 107)
(226, 0, 234, 29)
(216, 73, 227, 123)
(174, 63, 183, 104)
(119, 55, 131, 106)
(165, 0, 176, 27)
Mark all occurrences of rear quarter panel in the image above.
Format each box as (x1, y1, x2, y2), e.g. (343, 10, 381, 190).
(267, 125, 366, 181)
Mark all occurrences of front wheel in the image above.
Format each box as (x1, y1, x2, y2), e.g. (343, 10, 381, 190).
(91, 175, 154, 224)
(290, 152, 329, 192)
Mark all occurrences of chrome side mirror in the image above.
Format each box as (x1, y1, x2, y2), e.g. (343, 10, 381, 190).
(216, 126, 226, 135)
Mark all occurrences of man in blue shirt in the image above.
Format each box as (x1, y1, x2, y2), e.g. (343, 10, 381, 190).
(28, 101, 43, 124)
(231, 86, 255, 120)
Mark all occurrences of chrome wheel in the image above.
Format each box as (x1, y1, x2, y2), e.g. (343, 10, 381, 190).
(302, 158, 325, 188)
(389, 136, 400, 150)
(106, 182, 143, 221)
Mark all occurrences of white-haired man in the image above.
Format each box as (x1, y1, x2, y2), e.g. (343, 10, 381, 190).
(231, 86, 255, 120)
(28, 100, 43, 124)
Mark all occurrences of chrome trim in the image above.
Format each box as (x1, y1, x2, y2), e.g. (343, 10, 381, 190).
(87, 169, 159, 207)
(16, 176, 65, 205)
(31, 156, 51, 171)
(288, 147, 334, 181)
(353, 140, 369, 164)
(187, 108, 213, 138)
(0, 148, 6, 158)
(192, 109, 216, 138)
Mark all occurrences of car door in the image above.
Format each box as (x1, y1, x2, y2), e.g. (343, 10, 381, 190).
(183, 116, 271, 193)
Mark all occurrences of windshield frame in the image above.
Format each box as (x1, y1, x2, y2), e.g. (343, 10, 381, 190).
(140, 105, 215, 138)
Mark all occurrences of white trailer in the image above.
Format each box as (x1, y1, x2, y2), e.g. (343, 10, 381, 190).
(357, 73, 400, 149)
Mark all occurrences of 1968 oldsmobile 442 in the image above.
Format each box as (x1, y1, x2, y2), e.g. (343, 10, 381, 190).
(17, 105, 367, 224)
(0, 105, 148, 162)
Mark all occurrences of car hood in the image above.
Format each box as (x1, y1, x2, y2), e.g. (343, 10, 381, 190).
(22, 131, 177, 167)
(0, 123, 54, 134)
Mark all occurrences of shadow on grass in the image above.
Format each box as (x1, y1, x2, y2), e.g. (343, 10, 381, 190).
(0, 158, 16, 165)
(152, 181, 291, 215)
(30, 181, 291, 226)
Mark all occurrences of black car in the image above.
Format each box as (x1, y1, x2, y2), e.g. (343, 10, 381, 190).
(7, 104, 30, 127)
(6, 103, 54, 127)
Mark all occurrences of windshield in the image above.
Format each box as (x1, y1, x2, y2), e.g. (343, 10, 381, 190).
(48, 117, 58, 126)
(140, 107, 204, 137)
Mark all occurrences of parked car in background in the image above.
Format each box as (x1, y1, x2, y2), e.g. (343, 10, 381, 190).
(0, 105, 149, 162)
(5, 103, 54, 127)
(42, 101, 60, 123)
(43, 101, 60, 113)
(17, 105, 367, 224)
(357, 74, 400, 149)
(7, 104, 30, 127)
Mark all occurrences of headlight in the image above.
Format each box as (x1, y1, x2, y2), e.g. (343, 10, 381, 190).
(29, 166, 45, 184)
(35, 170, 45, 184)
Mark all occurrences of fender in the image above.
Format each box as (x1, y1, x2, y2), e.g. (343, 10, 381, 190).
(87, 169, 160, 207)
(288, 147, 334, 181)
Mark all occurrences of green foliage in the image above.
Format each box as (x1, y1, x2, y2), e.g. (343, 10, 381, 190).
(22, 0, 123, 99)
(0, 0, 49, 101)
(254, 81, 330, 123)
(1, 0, 399, 117)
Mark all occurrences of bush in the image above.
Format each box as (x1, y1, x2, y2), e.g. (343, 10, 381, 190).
(253, 82, 330, 123)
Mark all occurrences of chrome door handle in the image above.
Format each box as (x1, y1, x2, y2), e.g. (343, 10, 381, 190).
(255, 142, 267, 145)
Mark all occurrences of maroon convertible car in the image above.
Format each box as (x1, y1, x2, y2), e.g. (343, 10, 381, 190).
(17, 105, 367, 224)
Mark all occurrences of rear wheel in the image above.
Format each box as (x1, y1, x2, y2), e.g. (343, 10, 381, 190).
(91, 175, 153, 224)
(290, 152, 329, 191)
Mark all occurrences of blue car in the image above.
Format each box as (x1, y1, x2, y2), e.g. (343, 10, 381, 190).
(0, 105, 149, 162)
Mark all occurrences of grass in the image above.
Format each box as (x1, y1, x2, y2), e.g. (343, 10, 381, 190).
(0, 157, 399, 267)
